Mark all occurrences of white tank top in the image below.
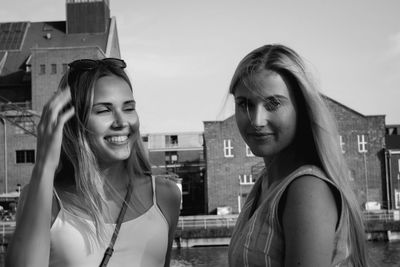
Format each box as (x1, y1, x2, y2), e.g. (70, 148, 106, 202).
(49, 176, 169, 267)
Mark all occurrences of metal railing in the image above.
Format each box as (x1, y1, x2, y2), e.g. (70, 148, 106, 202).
(0, 210, 399, 233)
(177, 215, 238, 230)
(363, 210, 398, 221)
(176, 210, 400, 230)
(0, 101, 32, 112)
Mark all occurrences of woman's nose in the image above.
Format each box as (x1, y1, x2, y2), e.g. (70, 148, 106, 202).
(111, 111, 128, 128)
(250, 104, 269, 127)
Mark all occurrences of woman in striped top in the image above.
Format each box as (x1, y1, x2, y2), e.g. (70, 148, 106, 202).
(228, 44, 368, 267)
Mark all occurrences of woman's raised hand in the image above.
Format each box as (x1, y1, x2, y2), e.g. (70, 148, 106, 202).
(36, 87, 75, 171)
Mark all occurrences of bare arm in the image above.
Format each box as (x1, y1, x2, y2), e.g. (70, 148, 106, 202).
(282, 176, 338, 267)
(156, 178, 181, 267)
(6, 89, 74, 267)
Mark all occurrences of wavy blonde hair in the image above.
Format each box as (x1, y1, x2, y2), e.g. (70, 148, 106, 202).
(55, 61, 151, 246)
(229, 44, 368, 266)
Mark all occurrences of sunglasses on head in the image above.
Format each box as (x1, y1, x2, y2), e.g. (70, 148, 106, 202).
(68, 58, 127, 72)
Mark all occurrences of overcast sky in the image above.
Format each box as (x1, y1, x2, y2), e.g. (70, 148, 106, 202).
(2, 0, 399, 133)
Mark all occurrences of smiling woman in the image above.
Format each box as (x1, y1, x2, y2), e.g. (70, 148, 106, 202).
(87, 75, 139, 165)
(5, 58, 181, 267)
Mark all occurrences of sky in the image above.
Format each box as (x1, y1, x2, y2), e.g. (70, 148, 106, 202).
(1, 0, 400, 133)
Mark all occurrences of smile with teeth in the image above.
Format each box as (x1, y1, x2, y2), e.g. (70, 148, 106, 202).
(105, 135, 129, 144)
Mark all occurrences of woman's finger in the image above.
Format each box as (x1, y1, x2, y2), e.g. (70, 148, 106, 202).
(57, 106, 75, 129)
(48, 90, 73, 125)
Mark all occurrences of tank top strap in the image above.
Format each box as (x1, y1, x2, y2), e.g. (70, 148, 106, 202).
(53, 187, 64, 210)
(151, 175, 157, 205)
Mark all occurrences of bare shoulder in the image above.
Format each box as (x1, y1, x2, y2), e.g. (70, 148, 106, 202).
(282, 175, 339, 266)
(283, 175, 339, 224)
(155, 177, 181, 224)
(155, 177, 181, 202)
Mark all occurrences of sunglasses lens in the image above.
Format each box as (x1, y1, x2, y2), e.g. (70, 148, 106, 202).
(68, 58, 126, 71)
(102, 58, 127, 69)
(68, 59, 98, 71)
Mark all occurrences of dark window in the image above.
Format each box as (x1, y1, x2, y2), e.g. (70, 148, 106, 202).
(16, 150, 35, 163)
(51, 64, 57, 74)
(142, 136, 149, 142)
(165, 135, 178, 147)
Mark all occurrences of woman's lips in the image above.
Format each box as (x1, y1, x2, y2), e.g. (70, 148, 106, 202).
(104, 134, 130, 144)
(247, 132, 274, 141)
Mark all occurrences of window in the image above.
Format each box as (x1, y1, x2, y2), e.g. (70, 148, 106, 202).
(239, 174, 255, 185)
(141, 136, 148, 142)
(51, 64, 57, 74)
(165, 151, 178, 165)
(39, 64, 46, 75)
(16, 150, 35, 163)
(246, 144, 254, 157)
(357, 135, 368, 153)
(395, 189, 400, 209)
(14, 121, 34, 135)
(398, 159, 400, 180)
(223, 139, 234, 158)
(339, 136, 345, 153)
(398, 159, 400, 173)
(165, 135, 178, 147)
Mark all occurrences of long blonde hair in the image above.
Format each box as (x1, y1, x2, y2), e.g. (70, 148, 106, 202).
(55, 61, 151, 245)
(229, 44, 368, 266)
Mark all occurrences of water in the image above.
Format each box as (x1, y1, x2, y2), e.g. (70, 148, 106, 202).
(171, 241, 400, 267)
(171, 246, 229, 267)
(1, 241, 399, 266)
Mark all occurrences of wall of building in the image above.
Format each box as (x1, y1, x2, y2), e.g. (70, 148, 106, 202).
(387, 150, 400, 209)
(204, 98, 387, 213)
(326, 98, 386, 206)
(0, 120, 36, 193)
(31, 47, 105, 112)
(204, 116, 263, 214)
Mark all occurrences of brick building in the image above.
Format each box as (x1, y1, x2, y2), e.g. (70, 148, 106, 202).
(385, 125, 400, 209)
(0, 0, 121, 194)
(204, 96, 386, 214)
(142, 132, 206, 215)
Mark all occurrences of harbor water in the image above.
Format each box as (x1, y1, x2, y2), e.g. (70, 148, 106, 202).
(0, 240, 399, 266)
(170, 241, 400, 267)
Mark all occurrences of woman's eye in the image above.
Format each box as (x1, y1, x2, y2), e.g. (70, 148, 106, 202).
(236, 101, 246, 109)
(236, 100, 250, 110)
(93, 107, 111, 114)
(264, 98, 281, 111)
(124, 106, 136, 112)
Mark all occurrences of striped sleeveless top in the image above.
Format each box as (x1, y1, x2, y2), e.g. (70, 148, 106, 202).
(228, 165, 353, 267)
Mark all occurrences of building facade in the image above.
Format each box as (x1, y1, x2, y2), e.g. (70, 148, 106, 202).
(204, 96, 386, 213)
(142, 132, 206, 215)
(0, 0, 121, 194)
(385, 125, 400, 209)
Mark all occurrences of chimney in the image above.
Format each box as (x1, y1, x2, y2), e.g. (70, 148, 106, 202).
(66, 0, 110, 34)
